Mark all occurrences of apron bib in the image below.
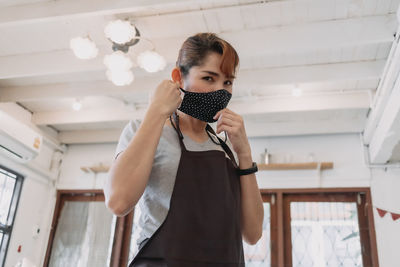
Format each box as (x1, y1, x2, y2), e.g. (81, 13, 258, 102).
(129, 112, 244, 266)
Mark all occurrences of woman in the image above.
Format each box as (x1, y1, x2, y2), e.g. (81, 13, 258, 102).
(104, 33, 264, 266)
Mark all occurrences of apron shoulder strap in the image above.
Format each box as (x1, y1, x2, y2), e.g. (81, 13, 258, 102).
(205, 124, 239, 169)
(170, 111, 239, 169)
(170, 112, 187, 151)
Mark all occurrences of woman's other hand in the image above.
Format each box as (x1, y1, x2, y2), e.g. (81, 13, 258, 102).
(213, 108, 251, 157)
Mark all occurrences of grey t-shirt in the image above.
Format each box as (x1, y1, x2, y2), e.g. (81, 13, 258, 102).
(113, 119, 238, 255)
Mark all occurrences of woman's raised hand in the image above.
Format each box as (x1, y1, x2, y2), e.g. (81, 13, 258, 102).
(213, 108, 252, 158)
(149, 80, 182, 118)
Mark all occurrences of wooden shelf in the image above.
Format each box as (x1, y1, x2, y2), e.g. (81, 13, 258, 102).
(258, 162, 333, 170)
(81, 164, 110, 173)
(80, 162, 333, 173)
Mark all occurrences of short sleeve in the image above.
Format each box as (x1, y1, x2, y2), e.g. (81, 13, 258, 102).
(114, 120, 141, 160)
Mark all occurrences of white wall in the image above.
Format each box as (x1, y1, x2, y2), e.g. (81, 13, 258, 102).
(2, 131, 399, 267)
(0, 145, 57, 267)
(56, 143, 116, 190)
(57, 133, 373, 190)
(249, 133, 371, 189)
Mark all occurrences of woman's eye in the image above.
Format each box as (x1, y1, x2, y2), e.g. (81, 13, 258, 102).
(203, 76, 213, 81)
(225, 80, 233, 85)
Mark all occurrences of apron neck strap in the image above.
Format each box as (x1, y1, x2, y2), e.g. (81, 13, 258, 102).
(205, 124, 239, 169)
(170, 111, 187, 151)
(170, 111, 239, 168)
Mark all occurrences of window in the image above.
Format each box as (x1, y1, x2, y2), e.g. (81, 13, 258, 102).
(0, 165, 23, 267)
(289, 202, 363, 266)
(244, 188, 378, 267)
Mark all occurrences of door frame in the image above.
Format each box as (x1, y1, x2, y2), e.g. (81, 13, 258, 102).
(260, 188, 378, 267)
(43, 189, 133, 267)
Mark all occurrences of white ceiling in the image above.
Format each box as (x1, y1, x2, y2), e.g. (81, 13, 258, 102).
(0, 0, 399, 146)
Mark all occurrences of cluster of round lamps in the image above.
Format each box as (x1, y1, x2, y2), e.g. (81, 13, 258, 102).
(70, 19, 166, 87)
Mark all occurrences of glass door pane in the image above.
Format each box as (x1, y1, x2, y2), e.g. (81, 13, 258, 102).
(48, 201, 114, 267)
(244, 202, 271, 266)
(290, 202, 362, 267)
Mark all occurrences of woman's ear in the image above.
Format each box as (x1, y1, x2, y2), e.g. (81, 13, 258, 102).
(171, 68, 183, 86)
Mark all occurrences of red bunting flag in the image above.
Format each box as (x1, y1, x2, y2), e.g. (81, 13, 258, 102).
(376, 208, 388, 218)
(376, 207, 400, 221)
(391, 212, 400, 221)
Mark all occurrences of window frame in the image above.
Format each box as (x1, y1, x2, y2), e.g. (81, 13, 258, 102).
(0, 165, 24, 267)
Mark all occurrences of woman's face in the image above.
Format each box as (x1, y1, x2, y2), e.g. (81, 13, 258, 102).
(182, 52, 234, 94)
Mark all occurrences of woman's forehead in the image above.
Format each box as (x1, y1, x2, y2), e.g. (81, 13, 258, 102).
(202, 52, 223, 66)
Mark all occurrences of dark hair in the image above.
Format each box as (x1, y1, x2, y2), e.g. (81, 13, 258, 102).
(176, 33, 239, 79)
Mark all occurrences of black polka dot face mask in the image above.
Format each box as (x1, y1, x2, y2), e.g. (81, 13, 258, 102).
(178, 88, 232, 123)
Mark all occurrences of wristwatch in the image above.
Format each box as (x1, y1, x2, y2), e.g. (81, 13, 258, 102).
(237, 162, 258, 176)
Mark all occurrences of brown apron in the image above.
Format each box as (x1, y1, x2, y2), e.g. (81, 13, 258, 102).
(129, 112, 245, 267)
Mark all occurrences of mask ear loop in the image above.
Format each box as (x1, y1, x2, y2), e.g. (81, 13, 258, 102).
(223, 131, 227, 143)
(206, 127, 228, 145)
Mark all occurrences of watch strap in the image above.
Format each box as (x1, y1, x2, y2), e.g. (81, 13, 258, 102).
(237, 162, 258, 176)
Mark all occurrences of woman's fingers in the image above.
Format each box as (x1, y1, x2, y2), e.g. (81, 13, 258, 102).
(217, 117, 239, 133)
(217, 112, 236, 121)
(216, 113, 242, 134)
(214, 108, 251, 156)
(217, 124, 234, 135)
(214, 108, 243, 121)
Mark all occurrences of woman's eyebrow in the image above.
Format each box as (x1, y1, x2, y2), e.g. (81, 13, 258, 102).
(202, 70, 219, 77)
(202, 70, 235, 79)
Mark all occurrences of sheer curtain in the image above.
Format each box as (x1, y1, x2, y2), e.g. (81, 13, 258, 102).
(48, 201, 114, 267)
